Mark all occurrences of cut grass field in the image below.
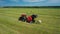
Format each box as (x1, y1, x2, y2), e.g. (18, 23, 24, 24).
(0, 8, 60, 34)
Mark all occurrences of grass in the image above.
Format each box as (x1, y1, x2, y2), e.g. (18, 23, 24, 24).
(0, 8, 60, 34)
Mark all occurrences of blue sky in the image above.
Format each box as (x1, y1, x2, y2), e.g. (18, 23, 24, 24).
(0, 0, 60, 6)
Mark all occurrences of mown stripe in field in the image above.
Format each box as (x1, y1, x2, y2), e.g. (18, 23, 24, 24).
(0, 24, 22, 34)
(0, 12, 60, 19)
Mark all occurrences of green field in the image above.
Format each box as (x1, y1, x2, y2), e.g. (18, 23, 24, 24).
(0, 8, 60, 34)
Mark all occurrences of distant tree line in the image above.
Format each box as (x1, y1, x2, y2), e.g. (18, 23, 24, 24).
(1, 6, 60, 8)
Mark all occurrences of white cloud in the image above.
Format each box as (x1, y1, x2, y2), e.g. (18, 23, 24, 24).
(47, 0, 60, 3)
(23, 0, 60, 3)
(23, 0, 46, 2)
